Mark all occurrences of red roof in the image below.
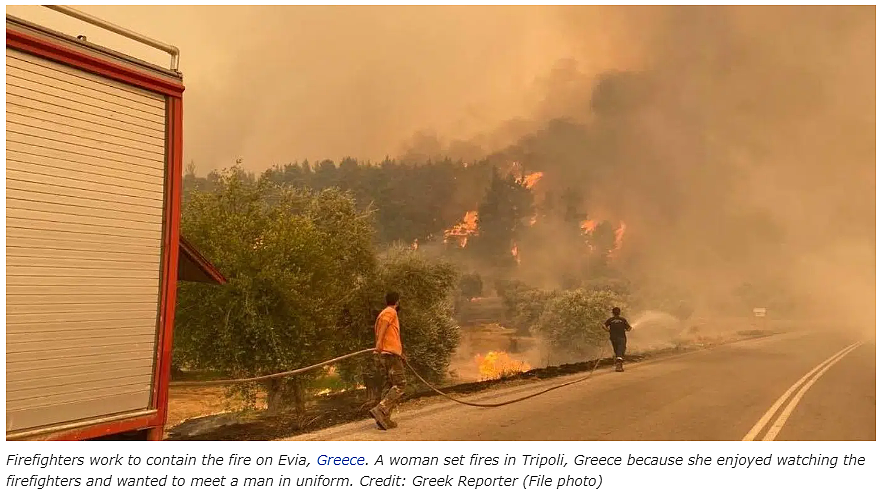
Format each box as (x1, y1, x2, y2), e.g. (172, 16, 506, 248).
(178, 237, 227, 285)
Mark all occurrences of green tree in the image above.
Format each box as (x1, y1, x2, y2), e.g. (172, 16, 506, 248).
(532, 289, 624, 364)
(512, 287, 557, 335)
(338, 245, 461, 403)
(174, 166, 376, 412)
(459, 272, 484, 301)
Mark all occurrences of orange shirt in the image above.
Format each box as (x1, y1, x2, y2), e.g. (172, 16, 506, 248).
(374, 306, 402, 355)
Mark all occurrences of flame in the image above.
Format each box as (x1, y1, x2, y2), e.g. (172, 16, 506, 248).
(474, 351, 531, 380)
(411, 239, 419, 250)
(580, 219, 597, 233)
(614, 222, 626, 249)
(581, 219, 627, 256)
(511, 243, 520, 264)
(521, 171, 544, 189)
(529, 214, 538, 226)
(507, 162, 544, 190)
(444, 210, 478, 247)
(610, 221, 627, 257)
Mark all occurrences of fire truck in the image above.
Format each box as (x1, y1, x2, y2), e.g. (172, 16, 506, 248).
(6, 6, 225, 440)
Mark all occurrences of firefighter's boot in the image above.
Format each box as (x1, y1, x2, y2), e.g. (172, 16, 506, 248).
(369, 406, 391, 430)
(615, 357, 624, 372)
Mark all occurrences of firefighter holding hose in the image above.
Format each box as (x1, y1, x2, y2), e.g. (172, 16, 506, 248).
(604, 307, 632, 372)
(369, 292, 406, 430)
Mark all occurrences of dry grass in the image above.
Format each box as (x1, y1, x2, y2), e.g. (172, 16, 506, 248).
(165, 385, 266, 432)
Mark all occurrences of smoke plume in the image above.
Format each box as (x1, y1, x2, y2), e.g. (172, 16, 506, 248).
(431, 6, 874, 331)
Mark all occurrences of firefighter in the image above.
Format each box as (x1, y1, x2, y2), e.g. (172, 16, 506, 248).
(369, 292, 406, 430)
(603, 307, 632, 372)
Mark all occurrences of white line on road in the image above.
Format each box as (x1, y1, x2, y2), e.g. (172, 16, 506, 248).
(761, 341, 864, 441)
(742, 341, 864, 441)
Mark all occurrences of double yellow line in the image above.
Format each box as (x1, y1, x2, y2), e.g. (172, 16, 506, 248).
(742, 340, 865, 441)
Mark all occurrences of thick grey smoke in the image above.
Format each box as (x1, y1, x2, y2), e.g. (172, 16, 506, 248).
(487, 6, 875, 330)
(404, 6, 874, 331)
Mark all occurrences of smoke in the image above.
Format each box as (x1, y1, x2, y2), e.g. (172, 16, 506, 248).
(417, 6, 875, 331)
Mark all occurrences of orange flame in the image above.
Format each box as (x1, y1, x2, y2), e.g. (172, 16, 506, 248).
(474, 351, 531, 380)
(444, 210, 478, 248)
(614, 222, 626, 249)
(580, 219, 597, 233)
(609, 221, 627, 257)
(529, 214, 538, 226)
(581, 219, 627, 255)
(511, 243, 520, 264)
(521, 171, 544, 189)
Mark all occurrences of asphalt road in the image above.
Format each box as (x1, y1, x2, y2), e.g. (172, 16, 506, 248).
(284, 330, 875, 441)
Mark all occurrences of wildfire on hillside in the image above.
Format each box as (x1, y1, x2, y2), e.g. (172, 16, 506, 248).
(610, 222, 627, 258)
(506, 162, 544, 190)
(580, 219, 598, 233)
(474, 351, 531, 381)
(581, 218, 627, 256)
(444, 210, 478, 247)
(520, 171, 544, 189)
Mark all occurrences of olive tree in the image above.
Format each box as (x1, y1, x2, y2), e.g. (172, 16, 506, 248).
(532, 289, 625, 364)
(174, 167, 376, 412)
(339, 245, 461, 405)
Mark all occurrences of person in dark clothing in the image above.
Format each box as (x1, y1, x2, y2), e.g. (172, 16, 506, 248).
(603, 307, 632, 372)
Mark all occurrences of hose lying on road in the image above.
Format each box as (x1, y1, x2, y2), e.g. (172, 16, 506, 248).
(171, 348, 607, 407)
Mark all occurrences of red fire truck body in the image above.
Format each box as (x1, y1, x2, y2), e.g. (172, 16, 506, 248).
(6, 7, 223, 441)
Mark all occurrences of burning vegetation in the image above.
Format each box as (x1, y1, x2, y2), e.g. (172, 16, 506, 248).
(444, 210, 479, 247)
(519, 171, 545, 189)
(474, 351, 532, 381)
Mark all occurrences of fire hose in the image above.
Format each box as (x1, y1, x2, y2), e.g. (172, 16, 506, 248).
(171, 348, 607, 408)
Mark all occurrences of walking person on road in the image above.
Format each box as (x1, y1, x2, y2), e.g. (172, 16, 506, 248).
(604, 307, 632, 372)
(369, 292, 407, 430)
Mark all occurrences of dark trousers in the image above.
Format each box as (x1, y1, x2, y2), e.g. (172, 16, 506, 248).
(377, 353, 406, 415)
(610, 334, 627, 359)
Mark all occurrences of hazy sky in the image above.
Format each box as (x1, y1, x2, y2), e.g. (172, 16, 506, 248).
(7, 5, 637, 172)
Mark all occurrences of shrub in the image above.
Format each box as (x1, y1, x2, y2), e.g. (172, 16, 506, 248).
(532, 289, 625, 363)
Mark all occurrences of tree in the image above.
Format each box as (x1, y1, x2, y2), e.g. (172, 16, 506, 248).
(459, 272, 484, 301)
(532, 289, 624, 364)
(338, 245, 461, 404)
(512, 287, 557, 335)
(586, 220, 618, 276)
(470, 167, 535, 270)
(174, 166, 376, 412)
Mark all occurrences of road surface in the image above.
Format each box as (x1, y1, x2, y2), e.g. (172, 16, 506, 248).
(284, 330, 875, 441)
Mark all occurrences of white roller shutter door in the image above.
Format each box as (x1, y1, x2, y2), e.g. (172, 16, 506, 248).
(6, 47, 167, 433)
